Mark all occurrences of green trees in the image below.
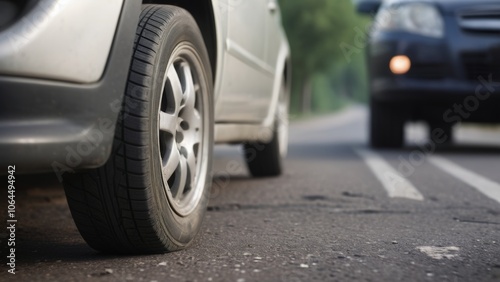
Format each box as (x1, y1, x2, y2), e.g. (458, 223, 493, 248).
(279, 0, 371, 114)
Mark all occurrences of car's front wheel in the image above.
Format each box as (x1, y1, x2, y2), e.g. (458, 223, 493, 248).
(63, 5, 213, 254)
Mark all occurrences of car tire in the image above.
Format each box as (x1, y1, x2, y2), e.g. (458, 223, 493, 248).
(243, 81, 289, 177)
(63, 5, 213, 254)
(370, 100, 405, 148)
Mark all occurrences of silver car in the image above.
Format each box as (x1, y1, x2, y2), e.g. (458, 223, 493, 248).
(0, 0, 290, 254)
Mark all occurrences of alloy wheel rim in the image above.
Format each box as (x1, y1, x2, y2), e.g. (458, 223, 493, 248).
(157, 44, 208, 217)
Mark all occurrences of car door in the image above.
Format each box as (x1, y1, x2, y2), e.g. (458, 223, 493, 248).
(265, 0, 283, 75)
(215, 0, 276, 123)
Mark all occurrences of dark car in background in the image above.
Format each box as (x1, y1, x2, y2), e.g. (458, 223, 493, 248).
(356, 0, 500, 148)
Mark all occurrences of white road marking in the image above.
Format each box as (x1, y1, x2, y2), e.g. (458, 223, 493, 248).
(417, 246, 460, 260)
(355, 149, 424, 201)
(429, 156, 500, 204)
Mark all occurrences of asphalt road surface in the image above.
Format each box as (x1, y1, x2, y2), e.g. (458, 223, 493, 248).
(2, 107, 500, 282)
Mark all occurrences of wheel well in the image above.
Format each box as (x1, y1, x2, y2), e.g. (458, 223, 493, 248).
(142, 0, 217, 79)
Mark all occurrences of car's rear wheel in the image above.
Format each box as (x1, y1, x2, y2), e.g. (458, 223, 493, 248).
(243, 80, 289, 177)
(63, 5, 213, 254)
(370, 100, 405, 148)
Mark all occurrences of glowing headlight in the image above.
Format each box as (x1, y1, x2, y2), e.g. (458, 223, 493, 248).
(374, 3, 444, 38)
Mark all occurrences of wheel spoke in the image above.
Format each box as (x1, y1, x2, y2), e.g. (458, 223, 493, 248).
(180, 63, 196, 117)
(182, 109, 202, 153)
(167, 66, 183, 114)
(185, 146, 197, 187)
(174, 155, 188, 199)
(159, 111, 177, 134)
(162, 147, 181, 181)
(188, 109, 202, 134)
